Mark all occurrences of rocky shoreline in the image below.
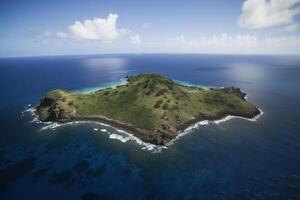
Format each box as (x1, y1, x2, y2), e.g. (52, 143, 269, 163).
(176, 108, 261, 132)
(35, 106, 261, 145)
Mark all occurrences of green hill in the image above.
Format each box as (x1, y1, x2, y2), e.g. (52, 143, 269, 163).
(36, 73, 260, 145)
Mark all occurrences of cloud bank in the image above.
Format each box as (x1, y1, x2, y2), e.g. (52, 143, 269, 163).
(238, 0, 300, 30)
(169, 34, 300, 54)
(40, 10, 299, 55)
(56, 32, 67, 38)
(172, 34, 257, 49)
(69, 13, 125, 41)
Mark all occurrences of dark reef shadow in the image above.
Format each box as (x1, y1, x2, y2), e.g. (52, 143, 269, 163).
(0, 156, 36, 192)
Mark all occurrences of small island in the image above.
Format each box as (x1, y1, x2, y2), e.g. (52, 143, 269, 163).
(36, 73, 260, 145)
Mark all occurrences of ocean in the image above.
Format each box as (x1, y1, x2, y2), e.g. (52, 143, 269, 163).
(0, 54, 299, 200)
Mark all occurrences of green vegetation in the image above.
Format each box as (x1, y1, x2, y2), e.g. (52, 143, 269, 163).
(153, 100, 163, 109)
(36, 73, 260, 145)
(162, 103, 169, 110)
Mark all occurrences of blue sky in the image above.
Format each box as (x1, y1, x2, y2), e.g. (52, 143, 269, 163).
(1, 0, 300, 57)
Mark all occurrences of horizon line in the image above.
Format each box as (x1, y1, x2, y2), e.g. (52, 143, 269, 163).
(1, 52, 300, 59)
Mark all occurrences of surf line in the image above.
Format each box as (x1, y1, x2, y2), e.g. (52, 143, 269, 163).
(22, 95, 263, 153)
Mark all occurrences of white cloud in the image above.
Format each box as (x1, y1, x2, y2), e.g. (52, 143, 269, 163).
(69, 13, 125, 41)
(142, 22, 151, 29)
(131, 34, 141, 45)
(284, 23, 299, 32)
(175, 35, 185, 44)
(168, 34, 300, 54)
(264, 36, 300, 47)
(56, 32, 68, 38)
(238, 0, 300, 30)
(43, 39, 48, 45)
(173, 34, 257, 48)
(44, 31, 51, 37)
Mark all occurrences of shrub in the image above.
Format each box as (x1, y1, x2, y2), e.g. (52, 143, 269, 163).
(153, 100, 163, 108)
(166, 82, 174, 90)
(162, 103, 169, 110)
(172, 105, 179, 110)
(155, 89, 168, 97)
(120, 90, 127, 95)
(148, 82, 155, 90)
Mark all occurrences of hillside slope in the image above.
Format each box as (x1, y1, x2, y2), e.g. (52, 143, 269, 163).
(36, 73, 260, 145)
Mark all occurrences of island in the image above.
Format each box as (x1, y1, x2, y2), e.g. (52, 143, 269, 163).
(36, 73, 260, 145)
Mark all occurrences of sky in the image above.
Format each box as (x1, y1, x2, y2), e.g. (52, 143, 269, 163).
(0, 0, 300, 57)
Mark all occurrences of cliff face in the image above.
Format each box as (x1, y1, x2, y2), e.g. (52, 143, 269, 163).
(36, 73, 260, 145)
(36, 90, 76, 122)
(221, 87, 247, 99)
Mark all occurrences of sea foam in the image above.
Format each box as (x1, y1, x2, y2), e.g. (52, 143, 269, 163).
(109, 134, 130, 143)
(213, 108, 264, 124)
(166, 109, 264, 146)
(23, 101, 263, 154)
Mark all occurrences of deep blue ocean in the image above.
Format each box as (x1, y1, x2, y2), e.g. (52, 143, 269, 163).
(0, 54, 299, 200)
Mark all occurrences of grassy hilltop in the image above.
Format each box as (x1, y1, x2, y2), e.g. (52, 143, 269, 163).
(36, 73, 260, 145)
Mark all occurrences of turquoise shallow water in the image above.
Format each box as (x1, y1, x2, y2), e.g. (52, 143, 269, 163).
(0, 54, 299, 200)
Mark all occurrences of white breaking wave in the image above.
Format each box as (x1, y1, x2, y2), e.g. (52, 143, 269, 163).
(166, 109, 264, 146)
(213, 116, 236, 124)
(23, 106, 35, 115)
(166, 120, 209, 146)
(40, 122, 61, 130)
(253, 108, 264, 121)
(33, 118, 165, 153)
(114, 128, 167, 153)
(213, 108, 264, 124)
(109, 134, 130, 143)
(21, 104, 32, 116)
(25, 105, 263, 153)
(21, 105, 44, 124)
